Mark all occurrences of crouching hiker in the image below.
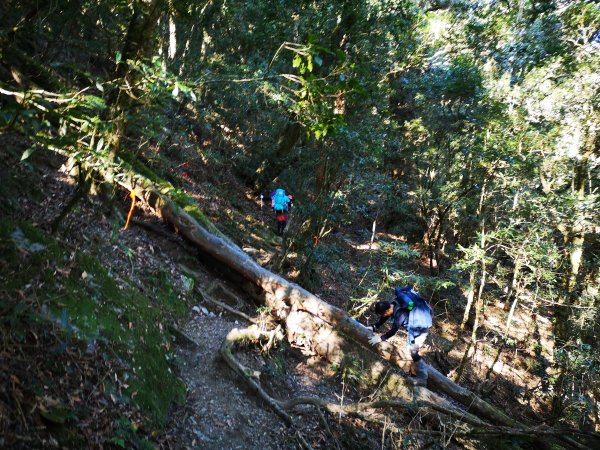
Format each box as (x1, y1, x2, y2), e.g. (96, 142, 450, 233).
(367, 287, 432, 385)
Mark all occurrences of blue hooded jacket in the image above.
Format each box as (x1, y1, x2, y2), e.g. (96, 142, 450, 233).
(373, 287, 432, 342)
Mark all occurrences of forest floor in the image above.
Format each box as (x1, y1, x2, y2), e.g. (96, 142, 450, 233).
(1, 143, 379, 449)
(1, 134, 557, 449)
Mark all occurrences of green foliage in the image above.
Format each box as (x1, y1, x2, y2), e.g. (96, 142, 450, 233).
(1, 0, 599, 436)
(387, 270, 457, 296)
(262, 346, 287, 378)
(332, 354, 368, 391)
(553, 340, 599, 426)
(436, 54, 484, 103)
(378, 240, 420, 260)
(267, 41, 359, 141)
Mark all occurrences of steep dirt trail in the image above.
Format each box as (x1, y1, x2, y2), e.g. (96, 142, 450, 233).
(171, 313, 288, 449)
(170, 308, 351, 449)
(6, 150, 359, 449)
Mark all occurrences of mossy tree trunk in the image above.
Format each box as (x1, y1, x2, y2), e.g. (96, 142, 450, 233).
(105, 0, 165, 159)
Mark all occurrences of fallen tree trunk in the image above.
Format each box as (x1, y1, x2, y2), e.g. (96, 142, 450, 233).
(221, 326, 590, 450)
(69, 154, 584, 447)
(220, 327, 487, 429)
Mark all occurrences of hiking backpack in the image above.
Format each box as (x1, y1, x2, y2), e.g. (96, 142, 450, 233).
(272, 189, 288, 212)
(394, 287, 432, 330)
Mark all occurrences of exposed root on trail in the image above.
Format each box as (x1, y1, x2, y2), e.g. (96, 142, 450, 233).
(219, 326, 481, 448)
(219, 326, 292, 425)
(220, 326, 592, 449)
(197, 284, 258, 324)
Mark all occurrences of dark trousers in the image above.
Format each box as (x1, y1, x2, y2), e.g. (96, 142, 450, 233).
(276, 220, 287, 235)
(275, 211, 288, 235)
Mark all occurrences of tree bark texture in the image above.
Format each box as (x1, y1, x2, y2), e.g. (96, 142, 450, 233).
(106, 0, 166, 157)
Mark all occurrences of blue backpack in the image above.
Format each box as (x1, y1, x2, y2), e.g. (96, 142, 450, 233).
(395, 287, 432, 331)
(272, 189, 289, 212)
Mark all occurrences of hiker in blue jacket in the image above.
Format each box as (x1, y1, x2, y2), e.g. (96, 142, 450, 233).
(368, 287, 432, 363)
(270, 188, 292, 236)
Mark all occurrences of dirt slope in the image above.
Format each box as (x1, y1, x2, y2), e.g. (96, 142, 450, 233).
(1, 136, 564, 449)
(1, 143, 380, 449)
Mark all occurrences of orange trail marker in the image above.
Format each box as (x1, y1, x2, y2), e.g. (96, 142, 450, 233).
(124, 189, 137, 230)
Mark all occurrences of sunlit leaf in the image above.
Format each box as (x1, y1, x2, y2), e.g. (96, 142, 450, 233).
(21, 147, 35, 161)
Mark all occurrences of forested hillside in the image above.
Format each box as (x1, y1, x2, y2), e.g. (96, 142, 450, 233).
(1, 0, 598, 449)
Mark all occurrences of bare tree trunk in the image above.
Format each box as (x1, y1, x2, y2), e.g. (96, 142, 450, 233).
(504, 281, 520, 337)
(504, 260, 521, 311)
(459, 176, 489, 332)
(460, 269, 476, 331)
(168, 3, 177, 61)
(552, 119, 597, 417)
(454, 221, 487, 383)
(73, 153, 530, 429)
(314, 152, 330, 199)
(254, 121, 303, 190)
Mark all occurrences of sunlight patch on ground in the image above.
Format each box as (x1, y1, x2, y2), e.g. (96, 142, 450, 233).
(378, 232, 407, 241)
(353, 242, 380, 250)
(437, 321, 458, 342)
(344, 231, 409, 252)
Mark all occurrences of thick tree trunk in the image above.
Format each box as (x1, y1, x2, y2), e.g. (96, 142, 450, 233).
(254, 121, 303, 190)
(552, 121, 596, 418)
(105, 0, 165, 158)
(78, 154, 534, 430)
(556, 123, 596, 337)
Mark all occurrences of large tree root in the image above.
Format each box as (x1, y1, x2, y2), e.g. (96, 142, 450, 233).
(61, 153, 590, 449)
(219, 326, 293, 425)
(220, 327, 588, 449)
(195, 284, 258, 325)
(219, 326, 316, 450)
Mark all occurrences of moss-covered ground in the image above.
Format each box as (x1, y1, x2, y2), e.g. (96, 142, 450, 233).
(0, 218, 187, 447)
